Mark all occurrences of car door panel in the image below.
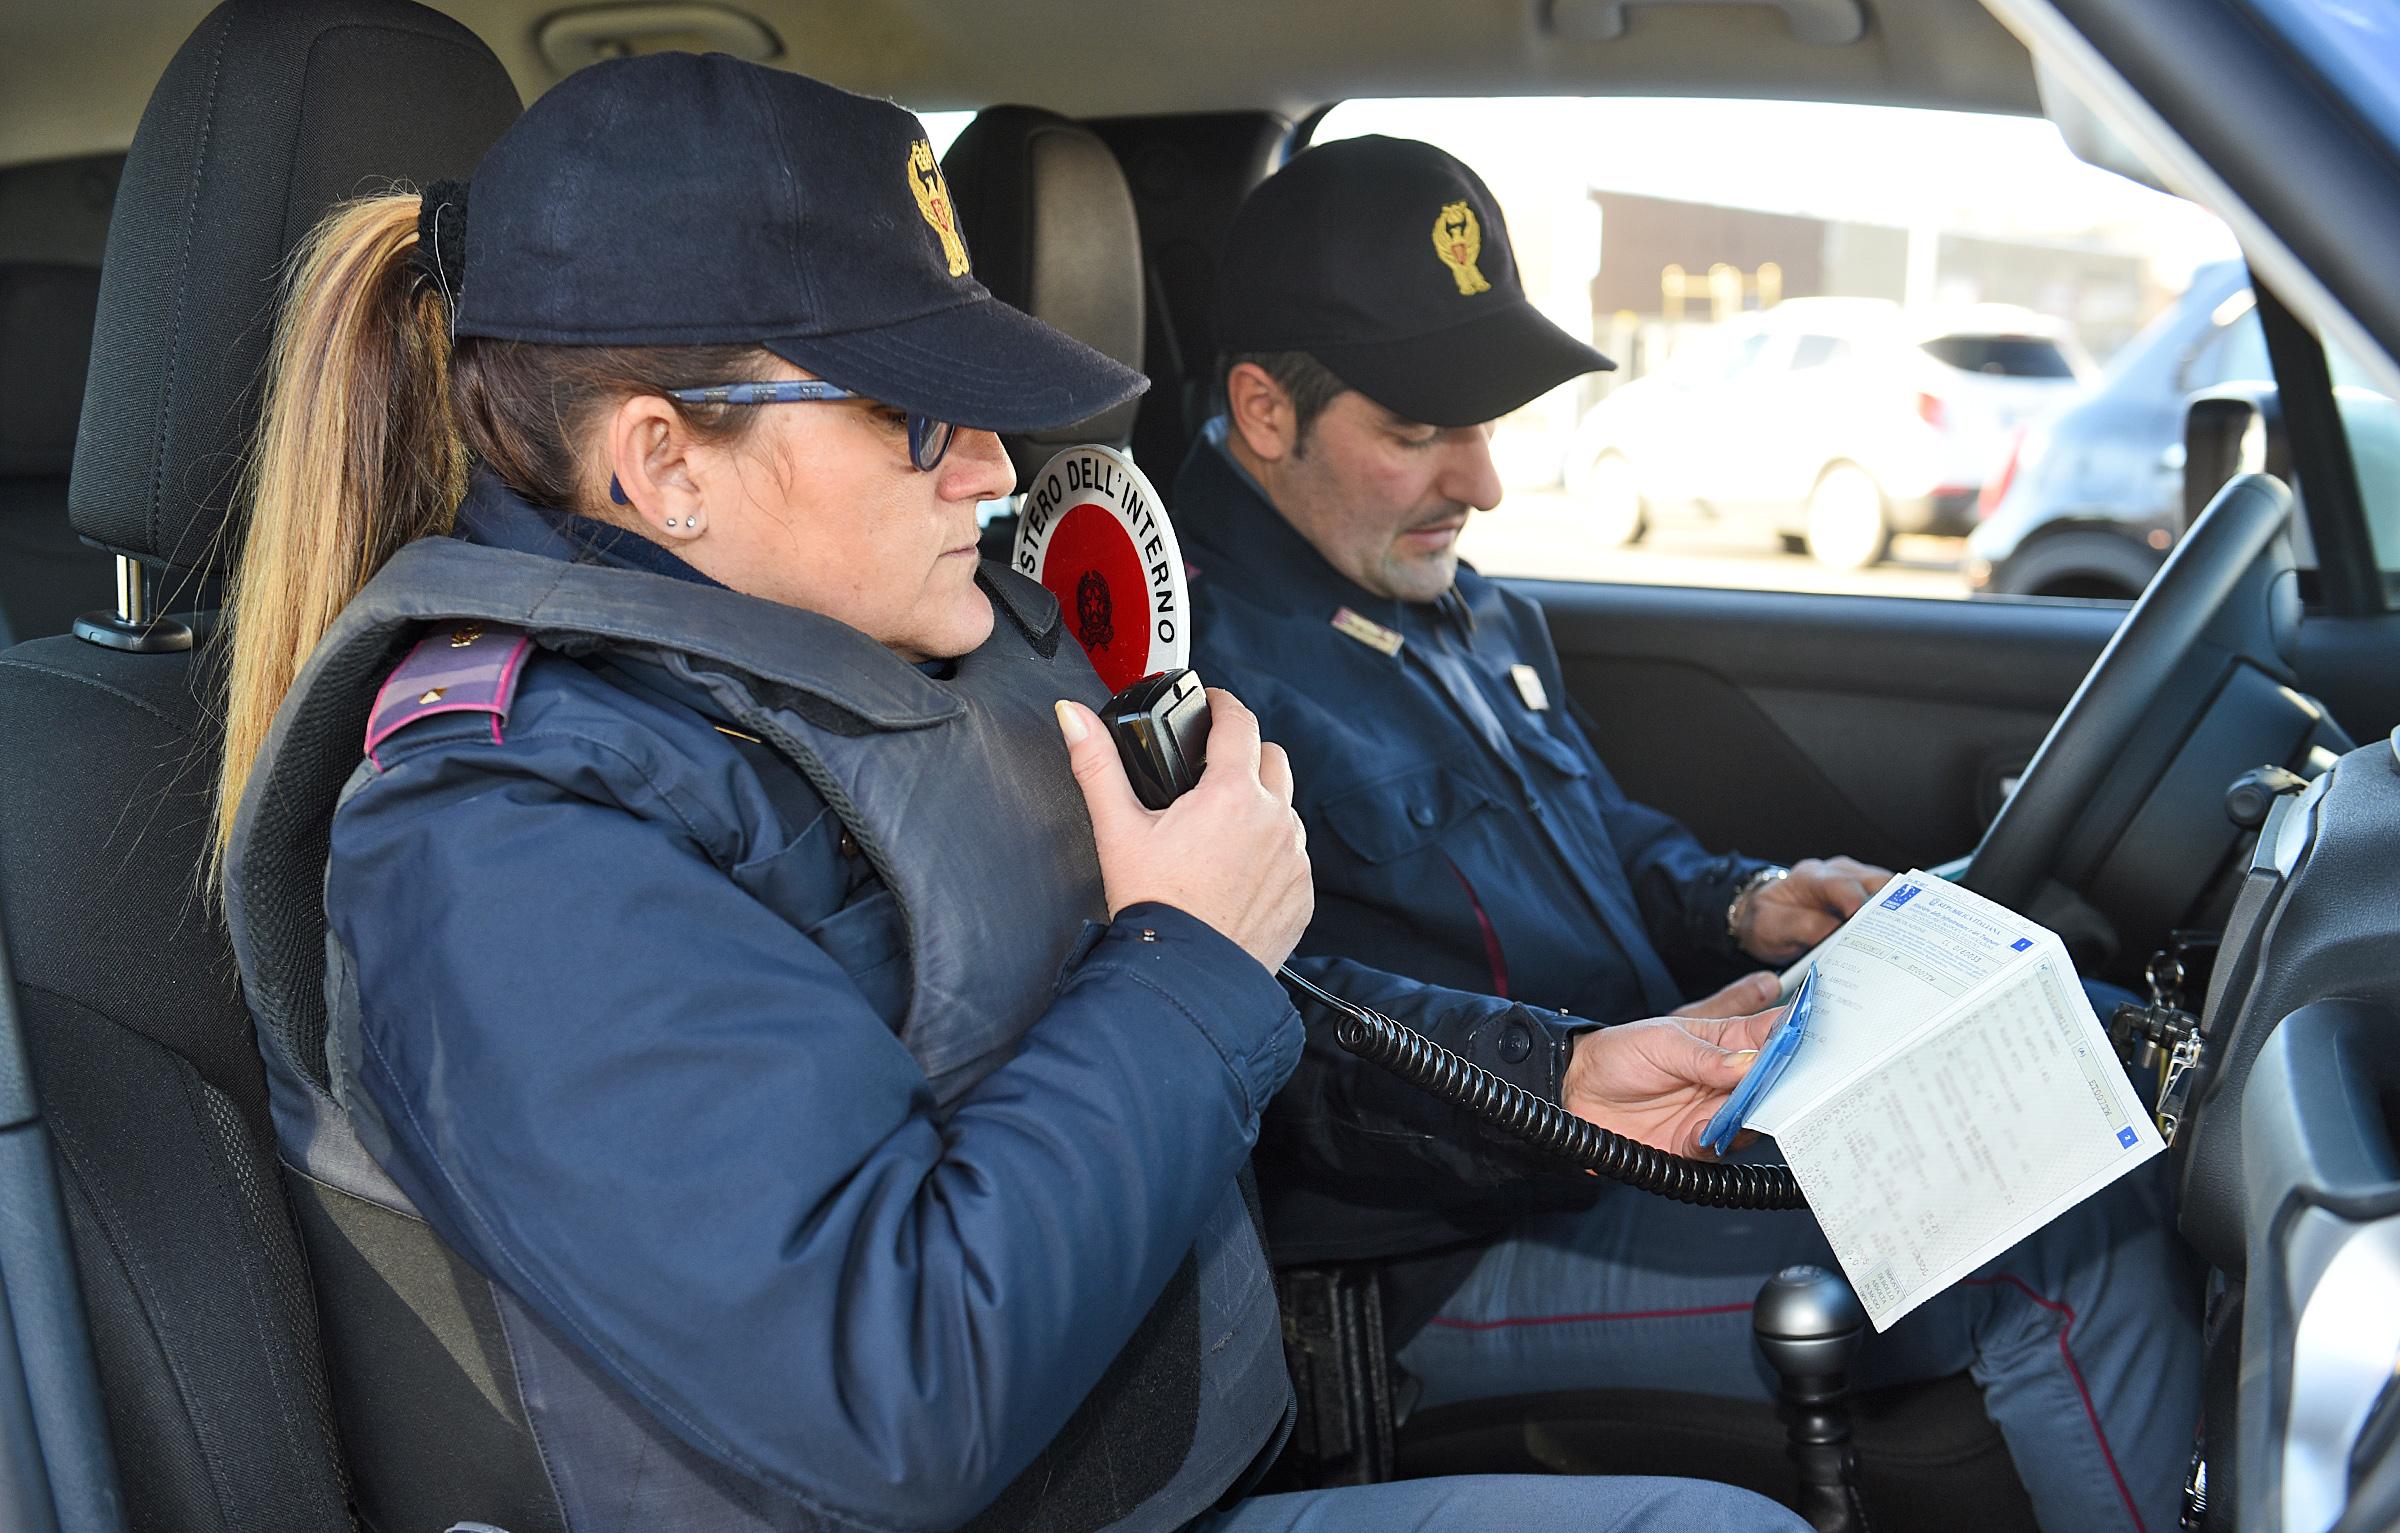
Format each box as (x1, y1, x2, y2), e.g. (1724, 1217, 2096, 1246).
(2292, 614, 2400, 746)
(1513, 578, 2122, 868)
(1519, 577, 2400, 878)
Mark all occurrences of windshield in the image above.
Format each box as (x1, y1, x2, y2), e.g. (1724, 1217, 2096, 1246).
(1308, 96, 2237, 601)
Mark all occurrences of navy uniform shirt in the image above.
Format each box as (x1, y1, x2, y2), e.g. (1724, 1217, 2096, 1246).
(1178, 420, 1772, 1025)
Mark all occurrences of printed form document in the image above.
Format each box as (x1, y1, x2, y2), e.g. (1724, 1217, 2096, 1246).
(1733, 871, 2162, 1330)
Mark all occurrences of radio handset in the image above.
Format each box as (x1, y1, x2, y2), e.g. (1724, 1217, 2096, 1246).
(1097, 670, 1212, 809)
(1097, 668, 1804, 1212)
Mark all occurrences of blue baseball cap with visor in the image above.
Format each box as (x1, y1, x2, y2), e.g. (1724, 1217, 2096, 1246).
(446, 52, 1149, 469)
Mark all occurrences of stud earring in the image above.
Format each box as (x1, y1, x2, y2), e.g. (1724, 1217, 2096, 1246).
(609, 475, 629, 506)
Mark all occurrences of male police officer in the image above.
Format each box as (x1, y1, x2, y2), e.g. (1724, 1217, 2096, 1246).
(1178, 135, 2200, 1533)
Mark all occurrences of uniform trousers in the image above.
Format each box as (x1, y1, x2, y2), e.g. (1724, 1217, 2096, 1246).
(1197, 1473, 1808, 1531)
(1394, 1153, 2198, 1533)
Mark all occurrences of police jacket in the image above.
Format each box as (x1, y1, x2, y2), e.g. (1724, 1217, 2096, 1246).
(1178, 423, 1772, 1029)
(258, 470, 1600, 1532)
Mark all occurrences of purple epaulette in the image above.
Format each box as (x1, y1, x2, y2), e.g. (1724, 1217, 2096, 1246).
(364, 621, 535, 766)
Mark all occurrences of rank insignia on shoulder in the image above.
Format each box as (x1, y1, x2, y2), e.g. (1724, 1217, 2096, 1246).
(1330, 606, 1404, 657)
(365, 621, 535, 766)
(1510, 663, 1550, 711)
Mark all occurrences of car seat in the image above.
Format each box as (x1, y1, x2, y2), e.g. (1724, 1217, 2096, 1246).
(0, 155, 119, 644)
(943, 105, 1152, 574)
(0, 3, 516, 1528)
(943, 105, 1149, 492)
(940, 101, 2040, 1533)
(1085, 112, 1292, 479)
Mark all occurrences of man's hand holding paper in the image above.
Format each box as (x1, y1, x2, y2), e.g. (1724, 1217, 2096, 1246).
(1560, 1007, 1786, 1158)
(1699, 965, 1821, 1158)
(1715, 872, 2163, 1329)
(1735, 855, 1898, 963)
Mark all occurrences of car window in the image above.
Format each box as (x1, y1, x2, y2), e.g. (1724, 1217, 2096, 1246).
(920, 109, 974, 155)
(1311, 97, 2239, 601)
(2185, 303, 2271, 389)
(1670, 329, 1769, 386)
(1918, 334, 2077, 378)
(2348, 390, 2400, 582)
(2322, 339, 2400, 587)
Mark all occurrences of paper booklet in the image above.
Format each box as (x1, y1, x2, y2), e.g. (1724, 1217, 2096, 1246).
(1732, 871, 2162, 1330)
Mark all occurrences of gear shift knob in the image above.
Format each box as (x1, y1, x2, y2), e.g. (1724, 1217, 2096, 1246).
(1754, 1263, 1867, 1394)
(1755, 1265, 1871, 1533)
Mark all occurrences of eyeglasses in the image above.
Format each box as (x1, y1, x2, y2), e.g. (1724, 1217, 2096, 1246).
(665, 381, 958, 472)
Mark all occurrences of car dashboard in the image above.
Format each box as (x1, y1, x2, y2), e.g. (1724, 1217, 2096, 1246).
(2168, 728, 2400, 1532)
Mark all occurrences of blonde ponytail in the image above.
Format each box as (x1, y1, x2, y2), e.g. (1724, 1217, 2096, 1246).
(215, 194, 466, 865)
(214, 193, 780, 879)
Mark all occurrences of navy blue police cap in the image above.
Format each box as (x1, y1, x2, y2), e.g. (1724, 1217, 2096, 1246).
(452, 52, 1146, 435)
(1215, 136, 1613, 429)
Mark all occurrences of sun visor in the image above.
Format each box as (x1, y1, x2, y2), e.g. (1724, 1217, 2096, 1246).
(2036, 55, 2175, 197)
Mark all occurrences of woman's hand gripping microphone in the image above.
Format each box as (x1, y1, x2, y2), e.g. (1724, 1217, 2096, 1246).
(1055, 686, 1313, 974)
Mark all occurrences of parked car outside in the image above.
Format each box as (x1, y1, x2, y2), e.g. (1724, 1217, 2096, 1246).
(1565, 296, 2090, 569)
(1966, 259, 2262, 598)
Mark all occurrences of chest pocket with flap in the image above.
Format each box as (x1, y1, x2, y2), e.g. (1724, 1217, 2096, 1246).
(1321, 760, 1499, 865)
(1494, 702, 1591, 783)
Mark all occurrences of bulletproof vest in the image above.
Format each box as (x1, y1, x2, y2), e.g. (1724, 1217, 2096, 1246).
(225, 535, 1291, 1533)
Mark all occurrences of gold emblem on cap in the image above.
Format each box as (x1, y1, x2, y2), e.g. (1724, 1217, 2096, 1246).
(1433, 201, 1490, 296)
(908, 140, 972, 278)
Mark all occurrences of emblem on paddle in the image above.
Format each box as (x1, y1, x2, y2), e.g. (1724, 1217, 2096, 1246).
(1014, 445, 1207, 810)
(1013, 445, 1189, 695)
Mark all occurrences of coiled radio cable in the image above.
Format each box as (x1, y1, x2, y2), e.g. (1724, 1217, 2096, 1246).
(1091, 666, 1807, 1212)
(1282, 967, 1807, 1211)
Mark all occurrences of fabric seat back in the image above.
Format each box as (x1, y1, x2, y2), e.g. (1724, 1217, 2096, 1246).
(943, 107, 1148, 487)
(0, 155, 118, 645)
(0, 4, 517, 1528)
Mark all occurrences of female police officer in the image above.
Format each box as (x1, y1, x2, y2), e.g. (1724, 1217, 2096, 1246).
(213, 51, 1805, 1533)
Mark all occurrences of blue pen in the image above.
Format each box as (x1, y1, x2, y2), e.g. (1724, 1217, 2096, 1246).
(1700, 966, 1820, 1155)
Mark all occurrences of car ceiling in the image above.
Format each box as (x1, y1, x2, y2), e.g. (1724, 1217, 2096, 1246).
(3, 0, 2038, 169)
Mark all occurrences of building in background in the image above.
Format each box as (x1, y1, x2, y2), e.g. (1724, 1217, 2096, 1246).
(1587, 189, 2151, 378)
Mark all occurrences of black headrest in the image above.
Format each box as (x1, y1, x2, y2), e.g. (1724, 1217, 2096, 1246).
(0, 266, 101, 479)
(0, 154, 121, 270)
(0, 155, 120, 483)
(943, 107, 1146, 489)
(69, 0, 519, 574)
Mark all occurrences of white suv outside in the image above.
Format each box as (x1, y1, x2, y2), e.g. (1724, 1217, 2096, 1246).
(1566, 297, 2092, 568)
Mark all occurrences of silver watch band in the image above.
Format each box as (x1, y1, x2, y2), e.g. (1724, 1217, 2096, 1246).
(1726, 864, 1791, 947)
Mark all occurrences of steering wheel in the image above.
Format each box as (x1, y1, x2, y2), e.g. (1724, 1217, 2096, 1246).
(1961, 474, 2299, 914)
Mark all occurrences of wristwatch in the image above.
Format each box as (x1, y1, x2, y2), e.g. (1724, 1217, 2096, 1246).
(1726, 864, 1791, 948)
